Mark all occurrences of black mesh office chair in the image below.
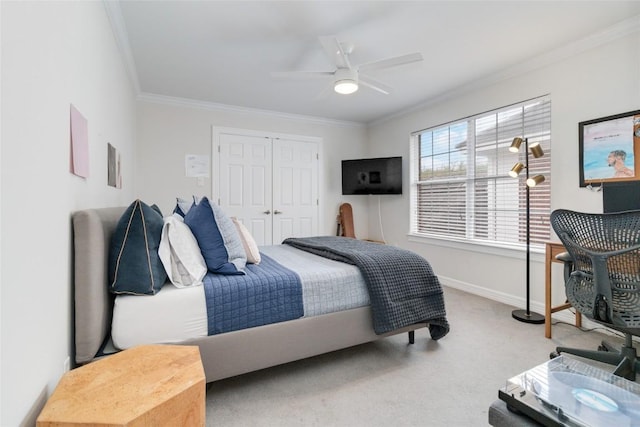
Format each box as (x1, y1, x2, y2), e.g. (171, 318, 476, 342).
(550, 209, 640, 381)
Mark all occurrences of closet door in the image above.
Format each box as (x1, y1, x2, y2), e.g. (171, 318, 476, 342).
(216, 128, 320, 246)
(218, 133, 273, 246)
(272, 139, 319, 243)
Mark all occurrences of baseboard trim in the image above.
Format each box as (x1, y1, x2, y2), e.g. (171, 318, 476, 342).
(439, 276, 636, 341)
(439, 275, 547, 315)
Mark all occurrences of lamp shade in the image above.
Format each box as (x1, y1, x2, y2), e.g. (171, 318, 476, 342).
(526, 175, 545, 187)
(509, 137, 524, 153)
(529, 142, 544, 158)
(509, 162, 525, 178)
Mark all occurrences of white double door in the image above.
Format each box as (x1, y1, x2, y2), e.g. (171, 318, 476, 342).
(216, 130, 319, 246)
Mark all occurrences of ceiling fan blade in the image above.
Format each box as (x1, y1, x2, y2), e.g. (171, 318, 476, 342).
(315, 83, 334, 100)
(358, 52, 423, 73)
(318, 36, 351, 69)
(359, 75, 391, 95)
(271, 71, 334, 80)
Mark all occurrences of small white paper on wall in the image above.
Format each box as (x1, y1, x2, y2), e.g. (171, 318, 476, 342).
(185, 154, 210, 177)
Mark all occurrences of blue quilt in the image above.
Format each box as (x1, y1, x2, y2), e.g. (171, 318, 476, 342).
(202, 254, 303, 335)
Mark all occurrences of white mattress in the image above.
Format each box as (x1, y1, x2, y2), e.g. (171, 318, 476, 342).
(111, 244, 369, 349)
(112, 283, 207, 349)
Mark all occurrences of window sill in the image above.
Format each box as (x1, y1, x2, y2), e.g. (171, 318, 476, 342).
(407, 233, 545, 262)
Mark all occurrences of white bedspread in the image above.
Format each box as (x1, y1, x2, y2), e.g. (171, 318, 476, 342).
(262, 244, 369, 316)
(111, 244, 369, 349)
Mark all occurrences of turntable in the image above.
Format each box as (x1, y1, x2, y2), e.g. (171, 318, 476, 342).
(499, 355, 640, 426)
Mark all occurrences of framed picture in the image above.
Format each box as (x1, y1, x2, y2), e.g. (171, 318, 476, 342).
(579, 109, 640, 187)
(107, 143, 122, 188)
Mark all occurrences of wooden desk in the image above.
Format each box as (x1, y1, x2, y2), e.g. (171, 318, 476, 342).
(37, 345, 205, 426)
(545, 241, 582, 338)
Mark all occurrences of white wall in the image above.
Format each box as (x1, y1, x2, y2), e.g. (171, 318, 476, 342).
(135, 99, 370, 238)
(1, 3, 636, 424)
(366, 31, 640, 315)
(1, 2, 136, 425)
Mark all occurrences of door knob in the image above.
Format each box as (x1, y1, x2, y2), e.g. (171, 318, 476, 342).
(263, 210, 271, 215)
(274, 210, 283, 215)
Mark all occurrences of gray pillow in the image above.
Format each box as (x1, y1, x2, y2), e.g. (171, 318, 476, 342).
(109, 200, 167, 295)
(173, 197, 194, 217)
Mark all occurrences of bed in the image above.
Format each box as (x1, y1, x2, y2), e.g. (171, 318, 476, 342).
(72, 205, 449, 382)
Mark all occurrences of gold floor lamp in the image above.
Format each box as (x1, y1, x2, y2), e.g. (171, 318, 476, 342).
(509, 137, 545, 324)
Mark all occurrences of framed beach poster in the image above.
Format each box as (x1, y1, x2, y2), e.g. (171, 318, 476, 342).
(579, 109, 640, 187)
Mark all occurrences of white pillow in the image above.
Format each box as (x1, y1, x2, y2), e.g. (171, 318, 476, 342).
(231, 217, 261, 264)
(158, 215, 207, 287)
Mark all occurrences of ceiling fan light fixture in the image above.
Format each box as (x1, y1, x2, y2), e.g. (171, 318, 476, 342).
(334, 68, 358, 95)
(334, 79, 358, 94)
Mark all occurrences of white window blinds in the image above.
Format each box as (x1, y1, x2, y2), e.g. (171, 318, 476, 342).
(410, 96, 551, 248)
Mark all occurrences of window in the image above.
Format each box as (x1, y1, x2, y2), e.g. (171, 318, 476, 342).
(410, 96, 551, 248)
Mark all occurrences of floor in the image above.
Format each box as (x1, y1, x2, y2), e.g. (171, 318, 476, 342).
(205, 287, 623, 426)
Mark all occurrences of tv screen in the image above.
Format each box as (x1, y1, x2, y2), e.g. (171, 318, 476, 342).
(341, 156, 402, 195)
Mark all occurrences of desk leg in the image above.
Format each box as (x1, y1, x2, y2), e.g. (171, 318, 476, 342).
(576, 312, 582, 328)
(545, 244, 552, 339)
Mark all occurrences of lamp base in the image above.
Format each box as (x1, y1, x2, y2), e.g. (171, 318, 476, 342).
(512, 309, 545, 324)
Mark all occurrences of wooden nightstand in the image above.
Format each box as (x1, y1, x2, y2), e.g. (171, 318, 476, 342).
(37, 344, 205, 426)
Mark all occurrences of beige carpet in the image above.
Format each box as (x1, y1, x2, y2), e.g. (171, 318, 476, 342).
(205, 286, 622, 426)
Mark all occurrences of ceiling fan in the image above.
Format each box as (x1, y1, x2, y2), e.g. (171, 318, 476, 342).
(272, 36, 423, 95)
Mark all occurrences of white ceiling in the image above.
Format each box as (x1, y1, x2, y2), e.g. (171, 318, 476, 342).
(110, 1, 640, 124)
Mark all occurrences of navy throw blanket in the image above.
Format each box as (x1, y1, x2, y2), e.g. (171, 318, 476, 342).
(283, 236, 450, 340)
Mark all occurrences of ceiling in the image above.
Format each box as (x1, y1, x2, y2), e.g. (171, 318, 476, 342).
(110, 1, 640, 124)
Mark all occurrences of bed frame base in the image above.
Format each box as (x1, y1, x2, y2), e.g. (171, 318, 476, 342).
(181, 307, 426, 382)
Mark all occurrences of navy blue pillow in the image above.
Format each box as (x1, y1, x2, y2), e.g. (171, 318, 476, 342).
(109, 200, 167, 295)
(184, 197, 246, 275)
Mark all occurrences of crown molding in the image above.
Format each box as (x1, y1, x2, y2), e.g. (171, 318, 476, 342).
(104, 1, 638, 129)
(103, 0, 141, 95)
(372, 14, 640, 126)
(137, 93, 365, 128)
(104, 1, 362, 128)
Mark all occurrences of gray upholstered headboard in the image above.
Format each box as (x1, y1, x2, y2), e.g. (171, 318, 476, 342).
(72, 207, 126, 364)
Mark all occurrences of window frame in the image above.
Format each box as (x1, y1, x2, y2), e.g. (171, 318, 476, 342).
(409, 96, 552, 251)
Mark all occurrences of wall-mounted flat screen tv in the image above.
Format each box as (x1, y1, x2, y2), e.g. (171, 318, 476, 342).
(341, 156, 402, 195)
